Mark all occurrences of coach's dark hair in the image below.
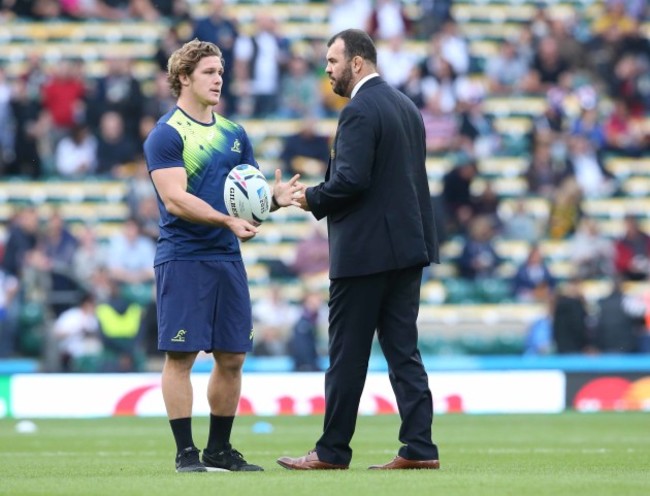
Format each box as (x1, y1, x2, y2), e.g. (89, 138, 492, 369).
(328, 29, 377, 66)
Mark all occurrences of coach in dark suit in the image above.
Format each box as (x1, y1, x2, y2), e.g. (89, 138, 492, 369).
(277, 29, 440, 471)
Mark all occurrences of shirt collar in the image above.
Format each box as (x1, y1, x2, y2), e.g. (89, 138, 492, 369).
(351, 73, 380, 99)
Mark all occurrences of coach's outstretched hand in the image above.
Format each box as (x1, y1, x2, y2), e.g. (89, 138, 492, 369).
(271, 169, 301, 210)
(292, 182, 310, 211)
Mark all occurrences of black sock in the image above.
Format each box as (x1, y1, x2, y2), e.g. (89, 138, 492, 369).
(169, 417, 195, 453)
(206, 415, 234, 453)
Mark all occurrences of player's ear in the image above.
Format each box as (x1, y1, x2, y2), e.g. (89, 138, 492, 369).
(179, 72, 191, 87)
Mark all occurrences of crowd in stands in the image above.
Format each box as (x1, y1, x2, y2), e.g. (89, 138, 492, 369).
(1, 0, 650, 370)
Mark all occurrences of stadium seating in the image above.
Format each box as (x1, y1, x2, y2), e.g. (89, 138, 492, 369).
(1, 0, 648, 361)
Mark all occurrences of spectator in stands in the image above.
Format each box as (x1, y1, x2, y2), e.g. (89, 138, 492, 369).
(501, 199, 541, 243)
(565, 133, 617, 199)
(418, 0, 451, 40)
(514, 23, 536, 66)
(366, 0, 412, 41)
(105, 216, 155, 285)
(0, 66, 12, 173)
(7, 78, 45, 177)
(71, 223, 108, 287)
(192, 0, 239, 116)
(0, 265, 20, 358)
(26, 0, 61, 19)
(51, 291, 102, 372)
(608, 54, 650, 115)
(95, 111, 139, 176)
(532, 91, 567, 143)
(525, 138, 567, 200)
(154, 26, 186, 73)
(593, 277, 645, 353)
(328, 0, 372, 36)
(591, 0, 637, 44)
(1, 0, 25, 17)
(59, 0, 119, 19)
(433, 17, 469, 76)
(290, 217, 330, 281)
(19, 53, 48, 102)
(472, 181, 502, 232)
(1, 206, 40, 279)
(148, 0, 189, 20)
(512, 244, 556, 303)
(377, 34, 418, 89)
(552, 277, 592, 354)
(143, 71, 176, 120)
(523, 314, 553, 356)
(457, 82, 500, 159)
(603, 98, 647, 157)
(569, 217, 615, 280)
(280, 117, 330, 178)
(420, 90, 460, 154)
(588, 0, 640, 81)
(526, 36, 571, 94)
(570, 106, 606, 150)
(420, 56, 465, 114)
(133, 195, 160, 243)
(547, 16, 588, 72)
(614, 215, 650, 281)
(38, 210, 81, 316)
(529, 4, 552, 41)
(54, 123, 98, 177)
(397, 64, 426, 109)
(40, 59, 87, 145)
(622, 0, 648, 20)
(251, 285, 299, 357)
(547, 177, 583, 240)
(485, 38, 530, 95)
(233, 13, 291, 118)
(288, 289, 325, 372)
(456, 215, 502, 280)
(125, 155, 157, 214)
(277, 52, 324, 118)
(96, 277, 145, 372)
(88, 57, 144, 139)
(94, 0, 160, 21)
(441, 152, 477, 235)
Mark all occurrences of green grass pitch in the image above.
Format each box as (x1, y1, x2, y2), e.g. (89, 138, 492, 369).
(1, 413, 649, 496)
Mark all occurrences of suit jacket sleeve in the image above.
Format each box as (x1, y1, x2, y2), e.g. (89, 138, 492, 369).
(305, 105, 375, 220)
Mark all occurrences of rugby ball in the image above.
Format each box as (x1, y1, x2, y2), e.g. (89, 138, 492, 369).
(223, 164, 272, 223)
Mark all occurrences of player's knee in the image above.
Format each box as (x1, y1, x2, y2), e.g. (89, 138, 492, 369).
(214, 351, 245, 375)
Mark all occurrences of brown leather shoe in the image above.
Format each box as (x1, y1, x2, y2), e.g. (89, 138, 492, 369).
(369, 456, 440, 470)
(277, 450, 349, 470)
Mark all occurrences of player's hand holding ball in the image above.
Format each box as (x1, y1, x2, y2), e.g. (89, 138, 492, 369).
(223, 165, 300, 241)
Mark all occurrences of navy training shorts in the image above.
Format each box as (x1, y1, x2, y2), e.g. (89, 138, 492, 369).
(155, 260, 253, 353)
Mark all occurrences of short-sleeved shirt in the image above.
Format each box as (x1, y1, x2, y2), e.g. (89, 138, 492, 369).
(143, 106, 258, 266)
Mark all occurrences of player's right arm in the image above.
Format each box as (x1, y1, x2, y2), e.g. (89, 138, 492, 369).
(145, 123, 257, 241)
(150, 167, 258, 241)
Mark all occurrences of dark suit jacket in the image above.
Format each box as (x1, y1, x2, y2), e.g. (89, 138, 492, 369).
(305, 77, 438, 279)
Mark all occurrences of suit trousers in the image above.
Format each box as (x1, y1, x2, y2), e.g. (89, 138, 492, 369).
(315, 266, 438, 465)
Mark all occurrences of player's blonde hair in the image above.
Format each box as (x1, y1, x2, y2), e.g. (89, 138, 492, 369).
(167, 39, 224, 98)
